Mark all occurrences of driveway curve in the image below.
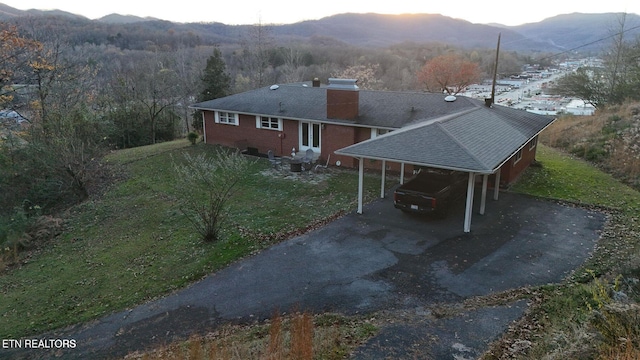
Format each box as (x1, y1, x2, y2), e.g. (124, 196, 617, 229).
(3, 191, 606, 359)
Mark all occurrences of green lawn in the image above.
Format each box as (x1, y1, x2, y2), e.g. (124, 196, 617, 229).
(512, 144, 640, 213)
(4, 141, 640, 358)
(492, 144, 640, 359)
(0, 140, 383, 338)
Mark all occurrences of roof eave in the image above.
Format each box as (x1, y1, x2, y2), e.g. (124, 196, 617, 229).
(333, 149, 494, 174)
(190, 106, 403, 130)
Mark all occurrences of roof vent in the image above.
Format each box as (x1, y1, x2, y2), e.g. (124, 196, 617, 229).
(444, 95, 457, 102)
(270, 84, 279, 90)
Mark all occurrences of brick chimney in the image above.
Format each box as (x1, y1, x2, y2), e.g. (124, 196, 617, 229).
(327, 78, 359, 120)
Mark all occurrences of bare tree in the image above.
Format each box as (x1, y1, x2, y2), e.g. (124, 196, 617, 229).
(174, 46, 209, 134)
(129, 52, 181, 144)
(0, 25, 41, 108)
(551, 13, 640, 107)
(173, 149, 255, 242)
(417, 54, 481, 95)
(332, 64, 384, 90)
(241, 20, 274, 89)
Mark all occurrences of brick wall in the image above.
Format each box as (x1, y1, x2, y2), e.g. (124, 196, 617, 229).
(499, 136, 538, 185)
(320, 124, 356, 167)
(204, 110, 536, 182)
(327, 89, 359, 120)
(204, 111, 298, 156)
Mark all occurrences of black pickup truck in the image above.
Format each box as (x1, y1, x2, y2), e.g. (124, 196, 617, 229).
(393, 168, 468, 218)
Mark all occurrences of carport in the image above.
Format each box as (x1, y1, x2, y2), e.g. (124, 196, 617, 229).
(335, 105, 556, 232)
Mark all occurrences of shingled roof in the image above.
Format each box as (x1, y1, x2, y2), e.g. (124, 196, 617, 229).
(335, 103, 555, 173)
(190, 82, 479, 129)
(191, 81, 555, 173)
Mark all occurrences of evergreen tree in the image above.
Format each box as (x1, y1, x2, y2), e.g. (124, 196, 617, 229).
(199, 47, 231, 102)
(193, 48, 231, 131)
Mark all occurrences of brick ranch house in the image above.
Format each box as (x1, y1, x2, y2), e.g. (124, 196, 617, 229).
(191, 78, 555, 232)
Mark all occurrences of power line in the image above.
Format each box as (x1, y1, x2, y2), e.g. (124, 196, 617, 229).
(535, 23, 640, 63)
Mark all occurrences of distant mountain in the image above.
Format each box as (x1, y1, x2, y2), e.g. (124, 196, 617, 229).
(513, 12, 640, 51)
(1, 2, 638, 53)
(0, 3, 22, 17)
(269, 13, 555, 51)
(97, 13, 159, 24)
(0, 3, 84, 20)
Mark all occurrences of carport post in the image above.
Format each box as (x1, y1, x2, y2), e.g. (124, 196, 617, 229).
(400, 163, 405, 184)
(357, 157, 364, 214)
(480, 174, 488, 215)
(380, 160, 386, 198)
(494, 169, 501, 200)
(464, 172, 476, 233)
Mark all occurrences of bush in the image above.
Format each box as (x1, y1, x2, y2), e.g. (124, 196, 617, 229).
(173, 148, 254, 242)
(588, 273, 640, 358)
(187, 132, 199, 145)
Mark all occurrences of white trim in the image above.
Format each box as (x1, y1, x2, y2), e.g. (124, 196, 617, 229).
(529, 136, 538, 150)
(494, 169, 501, 200)
(256, 115, 282, 131)
(357, 158, 364, 214)
(464, 172, 476, 233)
(380, 160, 386, 199)
(335, 115, 558, 175)
(216, 111, 238, 126)
(189, 107, 396, 132)
(371, 128, 391, 139)
(480, 174, 488, 215)
(299, 121, 321, 152)
(202, 112, 206, 143)
(513, 149, 523, 165)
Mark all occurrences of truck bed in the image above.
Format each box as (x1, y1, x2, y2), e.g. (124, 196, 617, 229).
(393, 169, 467, 216)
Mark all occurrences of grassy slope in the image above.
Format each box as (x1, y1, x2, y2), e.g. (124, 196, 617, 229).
(3, 138, 640, 358)
(0, 140, 383, 339)
(512, 144, 640, 213)
(487, 144, 640, 359)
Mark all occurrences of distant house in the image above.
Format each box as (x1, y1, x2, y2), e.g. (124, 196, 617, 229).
(191, 78, 555, 232)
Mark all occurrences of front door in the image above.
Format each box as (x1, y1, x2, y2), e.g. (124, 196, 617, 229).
(299, 122, 321, 152)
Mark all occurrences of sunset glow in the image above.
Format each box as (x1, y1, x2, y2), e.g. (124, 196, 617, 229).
(1, 0, 638, 26)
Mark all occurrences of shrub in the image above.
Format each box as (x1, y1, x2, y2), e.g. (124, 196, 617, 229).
(173, 148, 254, 242)
(588, 273, 640, 358)
(187, 132, 199, 145)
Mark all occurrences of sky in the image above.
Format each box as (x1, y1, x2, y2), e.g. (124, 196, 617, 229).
(2, 0, 639, 26)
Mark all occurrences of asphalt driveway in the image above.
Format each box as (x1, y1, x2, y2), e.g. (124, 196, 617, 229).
(4, 191, 606, 359)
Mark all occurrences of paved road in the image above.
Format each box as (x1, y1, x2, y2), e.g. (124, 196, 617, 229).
(3, 191, 606, 359)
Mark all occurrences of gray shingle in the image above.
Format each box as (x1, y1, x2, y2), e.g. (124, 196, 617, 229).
(336, 106, 555, 172)
(190, 83, 478, 128)
(192, 82, 555, 172)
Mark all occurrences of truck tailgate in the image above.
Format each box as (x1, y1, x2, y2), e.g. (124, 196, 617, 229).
(393, 189, 437, 212)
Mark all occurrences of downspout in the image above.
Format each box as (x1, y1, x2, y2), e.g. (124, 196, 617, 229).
(202, 112, 206, 143)
(357, 157, 364, 214)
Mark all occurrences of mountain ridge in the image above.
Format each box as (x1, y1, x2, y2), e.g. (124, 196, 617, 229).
(0, 3, 638, 52)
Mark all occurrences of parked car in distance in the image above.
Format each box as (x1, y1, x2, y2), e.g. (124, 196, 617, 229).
(393, 167, 468, 218)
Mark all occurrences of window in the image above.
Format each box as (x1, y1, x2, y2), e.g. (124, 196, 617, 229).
(513, 149, 523, 165)
(529, 136, 538, 150)
(257, 116, 281, 130)
(216, 111, 238, 125)
(370, 128, 392, 139)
